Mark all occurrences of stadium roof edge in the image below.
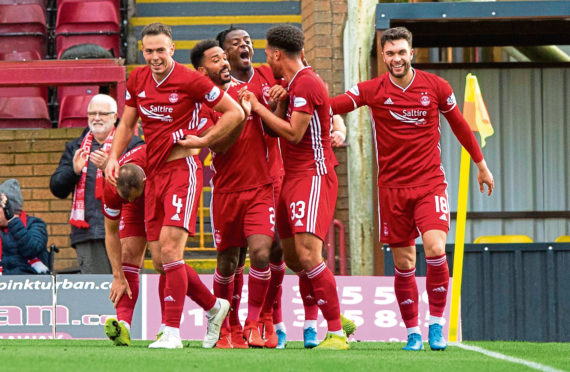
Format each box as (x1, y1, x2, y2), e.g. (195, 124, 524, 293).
(375, 1, 570, 47)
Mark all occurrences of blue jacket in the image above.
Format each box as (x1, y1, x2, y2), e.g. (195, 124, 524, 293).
(0, 214, 49, 275)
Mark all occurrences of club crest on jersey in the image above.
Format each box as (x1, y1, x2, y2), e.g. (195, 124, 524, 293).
(262, 85, 271, 104)
(447, 93, 456, 106)
(169, 93, 179, 103)
(293, 96, 307, 108)
(205, 86, 221, 102)
(420, 94, 430, 106)
(348, 85, 360, 96)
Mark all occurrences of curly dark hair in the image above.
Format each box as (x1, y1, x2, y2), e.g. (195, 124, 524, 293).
(190, 39, 220, 69)
(266, 24, 304, 56)
(215, 25, 245, 48)
(141, 22, 172, 40)
(380, 27, 412, 49)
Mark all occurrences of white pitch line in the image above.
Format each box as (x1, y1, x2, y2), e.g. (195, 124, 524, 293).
(452, 343, 565, 372)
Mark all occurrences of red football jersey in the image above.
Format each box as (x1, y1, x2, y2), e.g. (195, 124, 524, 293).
(344, 69, 457, 187)
(102, 144, 147, 220)
(248, 65, 284, 179)
(125, 62, 224, 176)
(202, 82, 272, 193)
(283, 66, 335, 176)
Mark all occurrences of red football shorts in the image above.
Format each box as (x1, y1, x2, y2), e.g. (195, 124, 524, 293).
(210, 183, 275, 251)
(145, 156, 203, 242)
(118, 198, 146, 240)
(272, 175, 284, 203)
(276, 171, 338, 241)
(378, 182, 450, 247)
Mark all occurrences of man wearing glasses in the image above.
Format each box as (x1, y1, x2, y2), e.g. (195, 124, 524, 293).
(50, 94, 144, 274)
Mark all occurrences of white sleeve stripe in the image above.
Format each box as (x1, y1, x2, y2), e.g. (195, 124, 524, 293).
(441, 103, 456, 114)
(345, 93, 357, 110)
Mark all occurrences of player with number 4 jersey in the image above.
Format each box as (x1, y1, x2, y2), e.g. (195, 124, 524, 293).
(105, 23, 242, 350)
(331, 26, 494, 351)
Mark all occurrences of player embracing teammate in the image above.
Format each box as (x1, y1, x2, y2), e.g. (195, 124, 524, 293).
(105, 22, 244, 349)
(240, 24, 353, 350)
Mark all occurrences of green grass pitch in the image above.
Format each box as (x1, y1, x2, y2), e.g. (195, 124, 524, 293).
(0, 340, 568, 372)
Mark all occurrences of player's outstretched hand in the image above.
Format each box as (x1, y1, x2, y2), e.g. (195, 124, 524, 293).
(178, 134, 208, 148)
(238, 88, 260, 112)
(89, 149, 108, 170)
(105, 158, 120, 188)
(240, 94, 252, 118)
(476, 159, 494, 196)
(268, 85, 288, 103)
(109, 275, 132, 308)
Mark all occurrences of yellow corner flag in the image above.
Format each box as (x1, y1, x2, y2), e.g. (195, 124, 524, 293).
(448, 73, 494, 343)
(463, 73, 494, 147)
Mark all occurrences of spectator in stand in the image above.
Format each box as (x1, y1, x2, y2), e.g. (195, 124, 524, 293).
(0, 179, 49, 275)
(50, 94, 144, 274)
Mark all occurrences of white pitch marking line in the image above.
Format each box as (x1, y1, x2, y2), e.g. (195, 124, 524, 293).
(451, 342, 565, 372)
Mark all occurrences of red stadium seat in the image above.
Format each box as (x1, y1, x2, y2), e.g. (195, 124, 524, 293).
(0, 50, 42, 61)
(0, 4, 47, 57)
(0, 50, 47, 101)
(57, 85, 98, 108)
(0, 96, 51, 129)
(58, 95, 93, 128)
(57, 0, 119, 15)
(55, 1, 120, 58)
(0, 0, 46, 7)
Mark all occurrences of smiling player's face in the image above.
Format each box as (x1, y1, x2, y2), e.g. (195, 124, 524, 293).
(141, 33, 175, 81)
(382, 39, 414, 80)
(201, 47, 231, 86)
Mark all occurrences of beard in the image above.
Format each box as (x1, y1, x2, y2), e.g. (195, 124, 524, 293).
(387, 59, 411, 79)
(209, 68, 231, 85)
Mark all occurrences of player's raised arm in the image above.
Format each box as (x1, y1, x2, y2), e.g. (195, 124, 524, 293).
(105, 106, 139, 187)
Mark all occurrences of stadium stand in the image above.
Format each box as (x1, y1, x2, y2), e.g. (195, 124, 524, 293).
(55, 0, 120, 58)
(0, 96, 51, 128)
(0, 50, 48, 101)
(554, 235, 570, 242)
(58, 94, 93, 128)
(0, 3, 47, 58)
(473, 235, 534, 244)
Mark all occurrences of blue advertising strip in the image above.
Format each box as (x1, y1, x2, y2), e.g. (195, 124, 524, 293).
(55, 275, 143, 339)
(0, 275, 54, 339)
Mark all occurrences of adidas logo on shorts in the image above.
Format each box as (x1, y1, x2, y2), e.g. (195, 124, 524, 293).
(295, 220, 303, 227)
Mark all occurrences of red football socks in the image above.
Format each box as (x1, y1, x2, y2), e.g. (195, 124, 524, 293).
(245, 265, 271, 324)
(162, 260, 188, 328)
(213, 268, 235, 331)
(261, 261, 286, 322)
(229, 265, 244, 327)
(394, 266, 419, 328)
(115, 263, 140, 326)
(297, 271, 318, 321)
(185, 264, 216, 311)
(426, 254, 449, 318)
(307, 262, 342, 332)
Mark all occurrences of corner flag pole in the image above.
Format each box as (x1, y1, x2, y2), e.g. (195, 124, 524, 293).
(448, 73, 494, 342)
(448, 146, 470, 342)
